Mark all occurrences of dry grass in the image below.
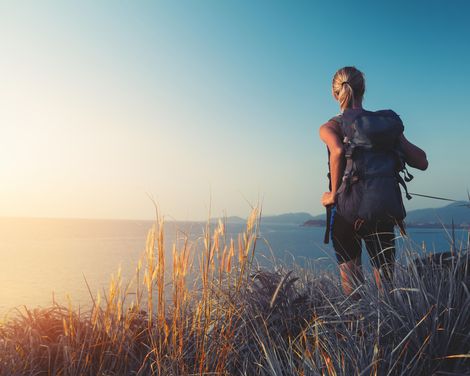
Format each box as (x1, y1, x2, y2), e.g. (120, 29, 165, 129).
(0, 207, 469, 375)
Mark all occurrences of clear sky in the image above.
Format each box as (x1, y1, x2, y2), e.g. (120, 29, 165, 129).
(1, 0, 469, 221)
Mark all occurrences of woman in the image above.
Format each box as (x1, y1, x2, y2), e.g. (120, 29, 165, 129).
(319, 66, 428, 295)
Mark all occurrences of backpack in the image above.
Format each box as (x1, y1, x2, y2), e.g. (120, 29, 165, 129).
(327, 109, 413, 233)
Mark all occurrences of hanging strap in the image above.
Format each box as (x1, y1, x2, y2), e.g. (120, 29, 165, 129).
(397, 174, 412, 200)
(324, 205, 332, 244)
(408, 192, 459, 202)
(403, 166, 414, 182)
(323, 147, 332, 243)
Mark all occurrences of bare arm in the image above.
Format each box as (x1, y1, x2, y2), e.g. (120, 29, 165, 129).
(319, 120, 345, 206)
(399, 134, 428, 170)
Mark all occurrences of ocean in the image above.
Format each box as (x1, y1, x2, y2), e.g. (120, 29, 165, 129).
(0, 217, 468, 315)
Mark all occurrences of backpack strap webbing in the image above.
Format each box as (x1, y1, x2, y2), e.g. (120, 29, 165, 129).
(336, 112, 362, 196)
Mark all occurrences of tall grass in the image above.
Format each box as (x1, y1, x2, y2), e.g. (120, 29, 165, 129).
(0, 207, 469, 375)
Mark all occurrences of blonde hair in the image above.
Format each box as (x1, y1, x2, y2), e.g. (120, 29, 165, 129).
(332, 66, 365, 111)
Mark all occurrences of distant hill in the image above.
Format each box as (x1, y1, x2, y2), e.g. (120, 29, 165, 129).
(302, 202, 470, 228)
(405, 202, 470, 226)
(210, 202, 470, 228)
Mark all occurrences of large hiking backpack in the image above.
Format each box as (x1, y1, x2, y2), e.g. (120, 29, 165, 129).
(328, 109, 413, 229)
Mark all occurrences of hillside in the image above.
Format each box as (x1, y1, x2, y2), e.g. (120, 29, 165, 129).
(303, 202, 469, 227)
(211, 202, 470, 228)
(405, 202, 469, 225)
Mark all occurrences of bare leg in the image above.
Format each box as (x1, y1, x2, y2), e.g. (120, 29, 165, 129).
(339, 257, 364, 296)
(363, 222, 396, 293)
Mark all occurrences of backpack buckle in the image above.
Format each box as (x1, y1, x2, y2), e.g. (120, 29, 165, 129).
(403, 167, 414, 182)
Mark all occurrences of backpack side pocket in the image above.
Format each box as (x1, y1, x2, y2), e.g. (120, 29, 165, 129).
(336, 180, 364, 225)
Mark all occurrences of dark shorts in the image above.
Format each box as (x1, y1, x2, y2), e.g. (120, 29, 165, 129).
(331, 212, 396, 269)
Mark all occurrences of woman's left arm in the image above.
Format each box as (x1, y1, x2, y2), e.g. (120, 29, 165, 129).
(319, 120, 345, 207)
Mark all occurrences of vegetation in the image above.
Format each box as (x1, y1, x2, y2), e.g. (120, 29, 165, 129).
(0, 208, 469, 375)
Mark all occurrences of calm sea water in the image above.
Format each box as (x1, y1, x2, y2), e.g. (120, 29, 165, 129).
(0, 217, 468, 315)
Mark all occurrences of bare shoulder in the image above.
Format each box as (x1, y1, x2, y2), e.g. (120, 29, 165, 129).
(319, 118, 344, 155)
(319, 119, 341, 139)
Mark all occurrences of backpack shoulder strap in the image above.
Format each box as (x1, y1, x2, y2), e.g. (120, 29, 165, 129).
(339, 109, 368, 142)
(329, 114, 343, 124)
(335, 110, 368, 196)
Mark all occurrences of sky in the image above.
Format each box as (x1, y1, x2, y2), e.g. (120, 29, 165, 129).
(0, 0, 469, 221)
